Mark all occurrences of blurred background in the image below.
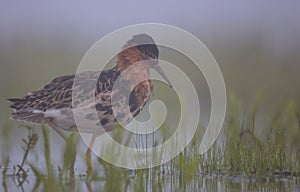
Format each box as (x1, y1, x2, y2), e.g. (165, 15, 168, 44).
(0, 0, 300, 167)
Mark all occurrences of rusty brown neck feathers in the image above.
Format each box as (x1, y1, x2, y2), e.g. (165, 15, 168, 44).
(116, 46, 153, 108)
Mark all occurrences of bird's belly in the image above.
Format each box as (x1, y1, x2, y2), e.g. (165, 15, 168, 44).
(44, 86, 152, 134)
(44, 109, 77, 131)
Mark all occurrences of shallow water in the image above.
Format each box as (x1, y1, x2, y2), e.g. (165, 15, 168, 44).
(1, 169, 300, 192)
(0, 124, 298, 192)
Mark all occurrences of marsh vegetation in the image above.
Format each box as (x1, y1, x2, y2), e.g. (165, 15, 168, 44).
(1, 95, 300, 191)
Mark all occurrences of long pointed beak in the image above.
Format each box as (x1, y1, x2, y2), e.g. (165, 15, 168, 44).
(152, 62, 173, 88)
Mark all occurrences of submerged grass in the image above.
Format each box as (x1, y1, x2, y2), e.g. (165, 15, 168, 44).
(1, 95, 300, 191)
(207, 94, 300, 176)
(17, 126, 38, 176)
(25, 125, 78, 191)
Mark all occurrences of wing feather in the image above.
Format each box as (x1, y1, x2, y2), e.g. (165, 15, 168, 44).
(8, 68, 120, 123)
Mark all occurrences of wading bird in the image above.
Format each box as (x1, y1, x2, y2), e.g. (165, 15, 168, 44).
(8, 34, 172, 171)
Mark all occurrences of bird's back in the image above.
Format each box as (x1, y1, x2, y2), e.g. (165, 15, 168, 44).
(8, 66, 152, 133)
(8, 68, 119, 125)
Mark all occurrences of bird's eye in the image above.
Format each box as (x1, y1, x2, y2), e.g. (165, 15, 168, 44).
(147, 53, 154, 59)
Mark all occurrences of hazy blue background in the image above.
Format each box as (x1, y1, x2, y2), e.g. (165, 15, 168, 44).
(0, 0, 300, 167)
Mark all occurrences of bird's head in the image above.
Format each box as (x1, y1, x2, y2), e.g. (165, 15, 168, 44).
(117, 33, 172, 88)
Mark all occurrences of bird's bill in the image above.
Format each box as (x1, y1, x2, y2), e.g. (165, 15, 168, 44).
(152, 64, 173, 88)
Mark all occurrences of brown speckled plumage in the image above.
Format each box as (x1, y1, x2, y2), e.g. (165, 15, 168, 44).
(8, 34, 172, 133)
(8, 34, 172, 160)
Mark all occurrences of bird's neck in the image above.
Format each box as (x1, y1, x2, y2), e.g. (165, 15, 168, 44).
(115, 46, 153, 93)
(116, 47, 147, 72)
